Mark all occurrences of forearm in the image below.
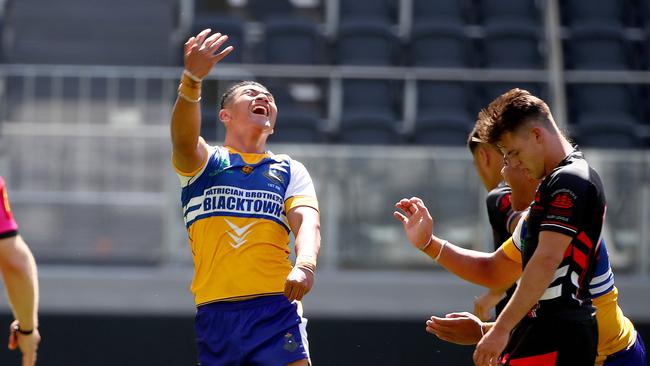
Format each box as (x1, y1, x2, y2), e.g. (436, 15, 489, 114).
(1, 237, 38, 329)
(492, 252, 559, 333)
(421, 236, 513, 289)
(294, 214, 321, 268)
(171, 76, 202, 156)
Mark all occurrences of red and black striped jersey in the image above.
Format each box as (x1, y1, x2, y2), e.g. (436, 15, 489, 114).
(523, 149, 605, 320)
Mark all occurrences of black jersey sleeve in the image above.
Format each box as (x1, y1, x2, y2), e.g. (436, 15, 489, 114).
(486, 186, 515, 249)
(538, 170, 591, 238)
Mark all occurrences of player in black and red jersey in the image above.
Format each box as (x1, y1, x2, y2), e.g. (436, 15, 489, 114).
(472, 88, 603, 365)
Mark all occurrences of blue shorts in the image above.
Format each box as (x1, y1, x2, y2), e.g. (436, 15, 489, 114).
(604, 331, 646, 366)
(195, 295, 309, 366)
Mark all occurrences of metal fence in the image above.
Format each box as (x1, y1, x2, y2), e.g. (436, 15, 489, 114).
(1, 64, 649, 276)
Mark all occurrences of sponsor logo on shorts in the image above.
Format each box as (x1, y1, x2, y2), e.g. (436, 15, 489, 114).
(283, 332, 298, 352)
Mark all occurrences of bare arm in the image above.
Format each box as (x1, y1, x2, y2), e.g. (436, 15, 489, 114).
(0, 235, 40, 365)
(473, 231, 571, 365)
(171, 29, 233, 173)
(394, 197, 521, 289)
(284, 206, 321, 301)
(0, 235, 38, 331)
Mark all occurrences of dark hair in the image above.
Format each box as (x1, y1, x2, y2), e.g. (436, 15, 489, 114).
(219, 80, 268, 109)
(476, 88, 553, 145)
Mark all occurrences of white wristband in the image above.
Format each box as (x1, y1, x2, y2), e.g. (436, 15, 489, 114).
(418, 237, 433, 251)
(433, 240, 448, 261)
(183, 69, 203, 82)
(479, 323, 485, 337)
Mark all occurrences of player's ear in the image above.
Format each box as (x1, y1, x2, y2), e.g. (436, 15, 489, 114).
(530, 126, 543, 143)
(478, 145, 490, 166)
(219, 109, 230, 123)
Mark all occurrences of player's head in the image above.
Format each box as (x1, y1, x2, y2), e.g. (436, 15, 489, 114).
(476, 88, 557, 180)
(501, 156, 540, 211)
(468, 126, 504, 192)
(218, 81, 277, 135)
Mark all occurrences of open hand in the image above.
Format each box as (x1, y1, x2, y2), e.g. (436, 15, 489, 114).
(183, 29, 234, 79)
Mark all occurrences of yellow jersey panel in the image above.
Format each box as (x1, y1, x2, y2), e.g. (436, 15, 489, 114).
(176, 146, 318, 305)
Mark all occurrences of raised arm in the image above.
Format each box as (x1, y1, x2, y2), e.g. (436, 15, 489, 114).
(0, 235, 40, 366)
(171, 29, 233, 173)
(394, 197, 521, 289)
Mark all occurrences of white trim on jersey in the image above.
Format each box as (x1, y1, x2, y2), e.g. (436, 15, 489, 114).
(285, 159, 317, 201)
(540, 284, 562, 300)
(177, 145, 218, 187)
(591, 267, 613, 285)
(540, 223, 578, 234)
(590, 279, 615, 296)
(540, 265, 570, 301)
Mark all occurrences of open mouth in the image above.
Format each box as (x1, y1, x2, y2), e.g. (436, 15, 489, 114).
(251, 105, 269, 117)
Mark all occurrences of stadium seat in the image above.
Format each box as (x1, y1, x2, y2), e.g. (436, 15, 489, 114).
(191, 15, 245, 63)
(562, 0, 625, 26)
(568, 84, 638, 118)
(412, 0, 465, 26)
(339, 0, 394, 23)
(479, 0, 539, 25)
(646, 24, 650, 70)
(342, 79, 399, 118)
(564, 24, 632, 70)
(336, 19, 399, 66)
(408, 23, 470, 67)
(261, 17, 324, 64)
(338, 110, 402, 144)
(478, 82, 545, 110)
(247, 0, 295, 21)
(575, 114, 643, 148)
(271, 109, 325, 143)
(482, 22, 543, 69)
(411, 111, 474, 145)
(417, 82, 473, 117)
(0, 17, 3, 63)
(200, 105, 221, 142)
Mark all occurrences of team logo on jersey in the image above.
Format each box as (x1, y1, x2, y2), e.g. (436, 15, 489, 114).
(550, 192, 574, 209)
(283, 332, 299, 352)
(264, 167, 284, 184)
(241, 165, 254, 175)
(224, 219, 254, 249)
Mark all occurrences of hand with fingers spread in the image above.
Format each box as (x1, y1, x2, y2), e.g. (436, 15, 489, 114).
(183, 29, 234, 80)
(426, 312, 486, 346)
(393, 197, 434, 250)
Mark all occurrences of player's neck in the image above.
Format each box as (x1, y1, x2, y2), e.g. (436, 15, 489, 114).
(224, 130, 268, 154)
(544, 135, 574, 175)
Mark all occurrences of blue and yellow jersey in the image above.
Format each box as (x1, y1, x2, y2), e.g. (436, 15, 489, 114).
(174, 146, 319, 305)
(501, 213, 636, 364)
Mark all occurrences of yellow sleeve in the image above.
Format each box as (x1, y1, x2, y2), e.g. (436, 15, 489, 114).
(285, 196, 319, 212)
(500, 237, 522, 264)
(172, 145, 210, 177)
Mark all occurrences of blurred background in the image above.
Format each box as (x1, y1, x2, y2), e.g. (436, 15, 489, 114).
(0, 0, 649, 364)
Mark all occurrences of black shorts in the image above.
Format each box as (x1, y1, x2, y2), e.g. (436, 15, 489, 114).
(502, 316, 597, 366)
